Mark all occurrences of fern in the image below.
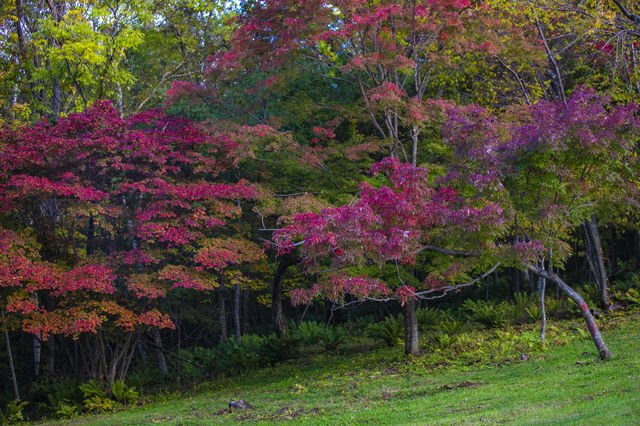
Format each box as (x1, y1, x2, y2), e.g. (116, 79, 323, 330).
(111, 380, 138, 404)
(367, 315, 403, 347)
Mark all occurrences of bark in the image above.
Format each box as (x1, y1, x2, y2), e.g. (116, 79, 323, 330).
(583, 215, 611, 311)
(242, 290, 249, 333)
(410, 125, 419, 166)
(528, 270, 536, 294)
(118, 332, 141, 382)
(510, 267, 521, 299)
(538, 261, 546, 344)
(525, 264, 612, 359)
(234, 284, 241, 345)
(272, 254, 296, 337)
(151, 327, 168, 374)
(105, 332, 135, 393)
(116, 82, 123, 116)
(218, 288, 228, 343)
(634, 230, 640, 270)
(51, 79, 61, 116)
(46, 337, 55, 375)
(34, 333, 42, 377)
(610, 227, 616, 276)
(33, 294, 41, 377)
(49, 1, 65, 116)
(2, 310, 20, 400)
(14, 1, 27, 65)
(86, 214, 95, 256)
(403, 299, 420, 356)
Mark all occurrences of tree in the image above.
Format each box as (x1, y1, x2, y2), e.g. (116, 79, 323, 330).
(0, 101, 261, 388)
(0, 0, 154, 118)
(217, 0, 545, 166)
(273, 157, 505, 355)
(499, 87, 639, 316)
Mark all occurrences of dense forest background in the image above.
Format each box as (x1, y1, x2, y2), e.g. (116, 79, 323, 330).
(1, 0, 640, 420)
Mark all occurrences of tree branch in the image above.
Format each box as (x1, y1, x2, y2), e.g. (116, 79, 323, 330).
(412, 244, 478, 257)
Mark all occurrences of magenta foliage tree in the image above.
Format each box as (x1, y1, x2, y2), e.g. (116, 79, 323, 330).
(274, 157, 507, 355)
(498, 88, 640, 358)
(0, 101, 262, 386)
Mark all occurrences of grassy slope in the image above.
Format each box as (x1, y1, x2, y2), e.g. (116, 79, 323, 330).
(63, 314, 639, 425)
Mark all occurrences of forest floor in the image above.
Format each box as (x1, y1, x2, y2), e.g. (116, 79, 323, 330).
(55, 312, 639, 425)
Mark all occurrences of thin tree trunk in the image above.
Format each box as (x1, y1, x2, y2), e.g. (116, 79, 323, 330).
(234, 284, 241, 345)
(610, 227, 616, 276)
(2, 310, 20, 400)
(49, 0, 65, 116)
(538, 260, 546, 344)
(403, 300, 420, 356)
(87, 214, 95, 256)
(525, 264, 612, 359)
(218, 287, 228, 343)
(116, 82, 123, 116)
(33, 294, 41, 377)
(633, 230, 640, 270)
(511, 267, 521, 299)
(51, 79, 61, 116)
(74, 340, 80, 379)
(119, 332, 141, 382)
(46, 337, 55, 375)
(150, 327, 168, 374)
(584, 215, 611, 311)
(410, 125, 419, 166)
(34, 333, 41, 377)
(529, 270, 536, 294)
(242, 290, 249, 333)
(272, 255, 296, 337)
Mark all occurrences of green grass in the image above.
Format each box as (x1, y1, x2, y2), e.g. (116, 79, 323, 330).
(56, 313, 640, 424)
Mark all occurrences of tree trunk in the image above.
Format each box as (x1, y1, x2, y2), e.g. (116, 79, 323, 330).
(46, 338, 55, 375)
(150, 327, 168, 374)
(525, 264, 612, 359)
(34, 333, 42, 377)
(583, 215, 611, 311)
(234, 284, 241, 345)
(49, 1, 65, 116)
(609, 227, 616, 276)
(2, 310, 20, 400)
(51, 79, 61, 116)
(528, 270, 536, 294)
(633, 230, 640, 270)
(33, 294, 41, 377)
(403, 300, 420, 356)
(116, 82, 123, 116)
(272, 255, 296, 337)
(243, 290, 249, 334)
(218, 288, 228, 343)
(510, 267, 521, 299)
(538, 260, 546, 344)
(87, 214, 95, 256)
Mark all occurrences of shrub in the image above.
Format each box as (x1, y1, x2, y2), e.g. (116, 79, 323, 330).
(462, 300, 509, 328)
(111, 380, 138, 404)
(29, 377, 82, 419)
(321, 326, 347, 351)
(260, 333, 302, 364)
(366, 315, 403, 347)
(439, 317, 466, 335)
(525, 304, 542, 322)
(296, 321, 327, 345)
(1, 400, 28, 423)
(617, 288, 640, 307)
(416, 307, 443, 329)
(79, 380, 117, 414)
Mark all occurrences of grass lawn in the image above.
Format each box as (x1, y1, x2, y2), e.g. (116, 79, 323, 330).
(57, 313, 640, 425)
